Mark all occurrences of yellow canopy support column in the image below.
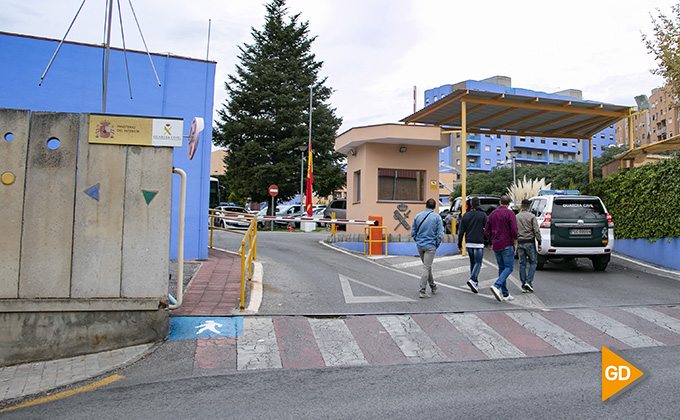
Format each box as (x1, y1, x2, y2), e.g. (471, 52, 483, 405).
(460, 100, 467, 256)
(589, 137, 594, 182)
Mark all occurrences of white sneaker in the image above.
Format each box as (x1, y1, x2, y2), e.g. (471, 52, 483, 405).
(490, 286, 502, 302)
(467, 280, 478, 294)
(502, 295, 515, 302)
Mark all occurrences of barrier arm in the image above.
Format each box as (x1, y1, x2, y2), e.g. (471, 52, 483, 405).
(169, 167, 186, 310)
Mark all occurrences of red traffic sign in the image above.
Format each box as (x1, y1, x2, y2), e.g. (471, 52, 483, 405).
(268, 185, 279, 197)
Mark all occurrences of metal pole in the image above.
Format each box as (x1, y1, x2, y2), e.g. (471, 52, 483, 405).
(512, 156, 516, 187)
(300, 150, 304, 208)
(460, 100, 467, 256)
(103, 0, 114, 113)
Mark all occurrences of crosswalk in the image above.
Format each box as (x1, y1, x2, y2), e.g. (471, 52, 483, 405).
(192, 305, 680, 372)
(374, 254, 548, 310)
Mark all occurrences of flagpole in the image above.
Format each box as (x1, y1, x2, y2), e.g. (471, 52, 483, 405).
(305, 86, 313, 216)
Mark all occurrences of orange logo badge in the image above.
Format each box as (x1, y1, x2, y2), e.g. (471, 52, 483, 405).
(602, 347, 644, 401)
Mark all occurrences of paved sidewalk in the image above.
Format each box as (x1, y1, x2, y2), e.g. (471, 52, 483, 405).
(0, 248, 245, 405)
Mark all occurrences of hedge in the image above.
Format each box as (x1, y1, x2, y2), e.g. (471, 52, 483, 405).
(583, 158, 680, 242)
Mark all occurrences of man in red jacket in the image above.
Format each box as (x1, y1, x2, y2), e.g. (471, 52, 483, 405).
(484, 195, 518, 302)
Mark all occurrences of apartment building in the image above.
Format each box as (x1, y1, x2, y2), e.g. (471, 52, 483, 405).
(426, 77, 616, 187)
(615, 85, 680, 147)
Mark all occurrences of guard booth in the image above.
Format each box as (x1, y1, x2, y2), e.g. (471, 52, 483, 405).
(335, 123, 447, 237)
(0, 109, 182, 366)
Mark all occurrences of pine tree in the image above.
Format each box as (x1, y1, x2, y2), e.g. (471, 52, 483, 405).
(213, 0, 345, 208)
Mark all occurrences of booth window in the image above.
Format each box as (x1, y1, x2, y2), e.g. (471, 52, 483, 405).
(377, 168, 424, 201)
(354, 170, 361, 203)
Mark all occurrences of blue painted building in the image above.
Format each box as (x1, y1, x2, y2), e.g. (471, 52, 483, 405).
(0, 31, 216, 260)
(426, 77, 616, 183)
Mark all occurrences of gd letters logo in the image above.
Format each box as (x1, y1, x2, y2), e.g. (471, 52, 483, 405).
(601, 347, 644, 401)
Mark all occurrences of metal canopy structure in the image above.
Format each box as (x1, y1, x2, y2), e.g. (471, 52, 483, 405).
(613, 133, 680, 165)
(399, 88, 633, 248)
(401, 89, 632, 140)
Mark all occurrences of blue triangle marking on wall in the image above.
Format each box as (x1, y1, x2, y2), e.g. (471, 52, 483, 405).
(84, 184, 100, 201)
(142, 190, 158, 205)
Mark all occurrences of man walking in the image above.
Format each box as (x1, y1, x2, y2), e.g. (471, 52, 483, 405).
(484, 195, 518, 302)
(515, 199, 541, 292)
(457, 197, 487, 294)
(411, 198, 443, 298)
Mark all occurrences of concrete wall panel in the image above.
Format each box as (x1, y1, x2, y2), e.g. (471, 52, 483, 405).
(71, 115, 127, 297)
(121, 146, 172, 298)
(19, 112, 79, 298)
(0, 108, 30, 298)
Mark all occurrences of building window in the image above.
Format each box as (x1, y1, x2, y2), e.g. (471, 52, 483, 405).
(553, 140, 558, 146)
(520, 137, 526, 142)
(541, 138, 546, 144)
(571, 142, 576, 147)
(496, 146, 501, 154)
(377, 169, 424, 201)
(354, 170, 361, 203)
(485, 145, 491, 152)
(600, 134, 605, 139)
(562, 141, 568, 147)
(456, 145, 461, 152)
(485, 159, 490, 165)
(496, 160, 502, 165)
(456, 159, 461, 166)
(530, 137, 535, 143)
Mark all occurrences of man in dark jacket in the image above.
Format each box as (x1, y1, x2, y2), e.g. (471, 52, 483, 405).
(457, 197, 487, 294)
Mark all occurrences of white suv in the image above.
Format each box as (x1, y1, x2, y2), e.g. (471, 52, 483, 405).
(528, 191, 614, 271)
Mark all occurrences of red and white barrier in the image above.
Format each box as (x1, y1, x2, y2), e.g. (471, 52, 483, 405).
(258, 215, 378, 225)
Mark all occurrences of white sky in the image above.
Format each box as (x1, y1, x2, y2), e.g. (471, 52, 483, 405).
(1, 0, 676, 136)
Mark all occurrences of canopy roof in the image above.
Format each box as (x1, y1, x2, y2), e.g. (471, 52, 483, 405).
(612, 133, 680, 164)
(401, 88, 632, 140)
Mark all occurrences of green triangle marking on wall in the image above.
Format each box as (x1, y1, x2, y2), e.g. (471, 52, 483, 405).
(142, 190, 158, 205)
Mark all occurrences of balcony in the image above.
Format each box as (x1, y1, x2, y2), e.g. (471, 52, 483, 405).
(467, 148, 481, 156)
(515, 153, 548, 162)
(466, 161, 481, 168)
(466, 134, 481, 142)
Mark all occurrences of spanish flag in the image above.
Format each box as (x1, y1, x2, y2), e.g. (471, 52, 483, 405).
(305, 143, 313, 216)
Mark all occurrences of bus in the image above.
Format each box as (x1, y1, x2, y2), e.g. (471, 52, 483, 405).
(209, 177, 224, 208)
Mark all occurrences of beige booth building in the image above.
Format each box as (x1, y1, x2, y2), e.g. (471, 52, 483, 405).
(335, 123, 448, 235)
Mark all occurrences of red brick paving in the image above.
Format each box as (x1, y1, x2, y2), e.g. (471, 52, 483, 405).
(171, 248, 244, 316)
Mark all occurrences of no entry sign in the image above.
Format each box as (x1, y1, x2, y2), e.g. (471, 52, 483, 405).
(268, 185, 279, 197)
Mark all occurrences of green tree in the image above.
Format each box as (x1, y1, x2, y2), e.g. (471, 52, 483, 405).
(213, 0, 345, 207)
(643, 4, 680, 107)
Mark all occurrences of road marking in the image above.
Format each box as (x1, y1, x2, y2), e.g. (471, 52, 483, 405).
(377, 315, 448, 362)
(444, 313, 525, 359)
(565, 309, 663, 348)
(620, 307, 680, 335)
(238, 317, 282, 370)
(613, 253, 680, 280)
(309, 319, 368, 366)
(507, 312, 597, 354)
(0, 375, 124, 413)
(339, 274, 414, 303)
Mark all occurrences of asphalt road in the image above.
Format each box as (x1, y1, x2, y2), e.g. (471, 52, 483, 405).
(3, 346, 678, 419)
(4, 230, 679, 419)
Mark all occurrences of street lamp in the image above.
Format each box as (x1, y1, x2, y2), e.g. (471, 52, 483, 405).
(297, 144, 307, 206)
(508, 149, 520, 187)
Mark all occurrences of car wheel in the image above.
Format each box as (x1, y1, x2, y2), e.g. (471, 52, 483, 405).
(591, 256, 608, 271)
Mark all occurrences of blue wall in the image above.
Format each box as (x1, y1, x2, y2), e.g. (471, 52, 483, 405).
(614, 238, 680, 271)
(0, 32, 215, 260)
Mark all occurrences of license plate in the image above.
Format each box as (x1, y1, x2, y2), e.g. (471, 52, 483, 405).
(569, 228, 591, 235)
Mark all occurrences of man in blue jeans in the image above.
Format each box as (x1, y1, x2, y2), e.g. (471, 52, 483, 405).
(411, 198, 443, 298)
(515, 199, 542, 292)
(484, 195, 518, 302)
(457, 197, 488, 294)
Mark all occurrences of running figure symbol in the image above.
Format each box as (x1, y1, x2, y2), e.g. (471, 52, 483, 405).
(196, 320, 222, 335)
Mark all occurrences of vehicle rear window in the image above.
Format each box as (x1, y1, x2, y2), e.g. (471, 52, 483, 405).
(552, 199, 606, 219)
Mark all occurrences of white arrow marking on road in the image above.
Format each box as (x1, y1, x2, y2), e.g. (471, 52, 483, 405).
(339, 274, 415, 304)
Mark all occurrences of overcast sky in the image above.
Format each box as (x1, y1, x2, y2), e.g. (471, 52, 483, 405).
(1, 0, 676, 135)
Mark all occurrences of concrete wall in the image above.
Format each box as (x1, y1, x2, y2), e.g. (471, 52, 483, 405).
(0, 109, 171, 366)
(0, 31, 215, 260)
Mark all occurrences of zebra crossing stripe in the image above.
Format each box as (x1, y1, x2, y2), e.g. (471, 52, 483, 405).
(443, 313, 525, 359)
(506, 312, 597, 354)
(238, 317, 282, 370)
(620, 307, 680, 336)
(377, 315, 449, 362)
(565, 309, 663, 348)
(308, 319, 368, 367)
